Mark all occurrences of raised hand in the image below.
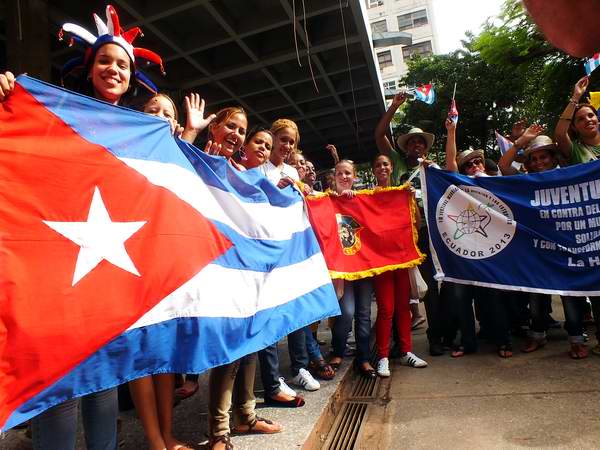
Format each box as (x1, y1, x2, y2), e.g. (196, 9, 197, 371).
(510, 119, 527, 140)
(0, 71, 16, 101)
(325, 144, 340, 164)
(392, 91, 408, 107)
(445, 117, 456, 132)
(516, 123, 544, 147)
(185, 93, 216, 133)
(572, 76, 589, 101)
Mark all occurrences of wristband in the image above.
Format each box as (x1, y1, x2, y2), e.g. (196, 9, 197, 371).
(569, 98, 579, 106)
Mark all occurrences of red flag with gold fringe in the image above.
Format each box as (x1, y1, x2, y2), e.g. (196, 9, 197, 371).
(306, 186, 425, 280)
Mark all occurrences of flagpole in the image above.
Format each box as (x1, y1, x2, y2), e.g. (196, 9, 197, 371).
(452, 82, 457, 101)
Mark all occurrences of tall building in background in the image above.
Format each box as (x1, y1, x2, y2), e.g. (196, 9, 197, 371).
(366, 0, 439, 92)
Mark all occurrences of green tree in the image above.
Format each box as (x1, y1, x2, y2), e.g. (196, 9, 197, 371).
(399, 0, 596, 164)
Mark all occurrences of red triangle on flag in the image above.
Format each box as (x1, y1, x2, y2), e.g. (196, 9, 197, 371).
(0, 85, 232, 426)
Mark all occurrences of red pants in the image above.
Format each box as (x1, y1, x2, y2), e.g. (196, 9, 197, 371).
(374, 269, 411, 358)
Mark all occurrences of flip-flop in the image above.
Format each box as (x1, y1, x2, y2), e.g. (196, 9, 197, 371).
(174, 381, 199, 400)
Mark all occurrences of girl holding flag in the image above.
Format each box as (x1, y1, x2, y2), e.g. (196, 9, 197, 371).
(327, 160, 377, 378)
(372, 155, 428, 377)
(0, 4, 172, 449)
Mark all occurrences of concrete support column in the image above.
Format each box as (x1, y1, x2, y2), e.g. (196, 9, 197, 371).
(6, 0, 50, 80)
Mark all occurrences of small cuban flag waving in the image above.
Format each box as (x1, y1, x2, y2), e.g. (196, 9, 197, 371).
(448, 99, 459, 123)
(584, 53, 600, 75)
(410, 84, 436, 105)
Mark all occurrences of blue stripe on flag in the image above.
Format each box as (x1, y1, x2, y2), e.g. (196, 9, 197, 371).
(5, 284, 340, 430)
(212, 222, 322, 271)
(176, 140, 302, 207)
(17, 75, 197, 175)
(19, 75, 301, 207)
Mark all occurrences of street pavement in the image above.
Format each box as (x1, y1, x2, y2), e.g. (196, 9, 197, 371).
(374, 301, 600, 450)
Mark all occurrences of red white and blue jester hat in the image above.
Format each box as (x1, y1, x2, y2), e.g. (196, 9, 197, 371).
(59, 4, 164, 93)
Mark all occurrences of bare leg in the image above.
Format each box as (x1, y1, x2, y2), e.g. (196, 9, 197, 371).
(154, 374, 191, 450)
(129, 376, 166, 450)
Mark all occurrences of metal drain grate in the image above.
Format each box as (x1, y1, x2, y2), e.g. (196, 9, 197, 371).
(321, 402, 368, 450)
(349, 373, 379, 399)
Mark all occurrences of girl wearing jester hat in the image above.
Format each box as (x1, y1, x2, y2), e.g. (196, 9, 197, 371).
(0, 5, 213, 450)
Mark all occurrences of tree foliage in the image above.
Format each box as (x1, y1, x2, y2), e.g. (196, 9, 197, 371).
(398, 0, 596, 163)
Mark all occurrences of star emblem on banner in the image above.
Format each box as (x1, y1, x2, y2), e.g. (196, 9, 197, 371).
(43, 186, 147, 286)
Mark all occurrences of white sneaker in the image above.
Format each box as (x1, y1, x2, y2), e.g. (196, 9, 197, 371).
(278, 377, 297, 397)
(399, 352, 428, 368)
(376, 358, 391, 377)
(290, 368, 320, 391)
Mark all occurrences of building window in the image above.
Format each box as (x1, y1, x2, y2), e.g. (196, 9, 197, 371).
(402, 41, 433, 59)
(377, 50, 393, 70)
(383, 80, 397, 91)
(371, 20, 388, 34)
(397, 9, 428, 31)
(367, 0, 384, 8)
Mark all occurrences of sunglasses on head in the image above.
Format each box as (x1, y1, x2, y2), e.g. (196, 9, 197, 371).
(464, 158, 483, 168)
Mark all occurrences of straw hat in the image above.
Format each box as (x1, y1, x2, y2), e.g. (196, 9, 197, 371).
(396, 127, 434, 153)
(523, 135, 557, 159)
(456, 148, 484, 170)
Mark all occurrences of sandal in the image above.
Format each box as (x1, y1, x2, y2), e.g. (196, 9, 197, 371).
(451, 346, 465, 358)
(174, 380, 199, 400)
(498, 344, 513, 358)
(328, 356, 343, 370)
(591, 344, 600, 356)
(209, 433, 233, 450)
(570, 343, 589, 359)
(309, 360, 335, 380)
(521, 338, 547, 353)
(233, 416, 282, 435)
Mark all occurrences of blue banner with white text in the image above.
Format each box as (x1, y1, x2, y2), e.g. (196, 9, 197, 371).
(422, 162, 600, 296)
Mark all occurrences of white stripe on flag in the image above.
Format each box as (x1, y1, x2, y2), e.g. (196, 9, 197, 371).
(127, 253, 333, 329)
(120, 157, 311, 241)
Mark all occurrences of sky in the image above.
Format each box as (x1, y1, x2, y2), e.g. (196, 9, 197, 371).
(433, 0, 505, 53)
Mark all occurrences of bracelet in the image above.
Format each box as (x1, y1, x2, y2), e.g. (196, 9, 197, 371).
(569, 98, 579, 106)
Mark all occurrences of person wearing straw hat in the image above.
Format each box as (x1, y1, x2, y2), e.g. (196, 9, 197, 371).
(375, 92, 448, 357)
(498, 124, 558, 176)
(375, 92, 435, 185)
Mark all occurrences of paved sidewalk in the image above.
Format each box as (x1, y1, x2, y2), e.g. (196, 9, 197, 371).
(373, 308, 600, 450)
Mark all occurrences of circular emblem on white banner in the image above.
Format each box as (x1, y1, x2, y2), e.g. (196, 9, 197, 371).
(435, 185, 516, 259)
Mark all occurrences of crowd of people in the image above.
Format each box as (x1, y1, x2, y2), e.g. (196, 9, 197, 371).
(1, 4, 600, 450)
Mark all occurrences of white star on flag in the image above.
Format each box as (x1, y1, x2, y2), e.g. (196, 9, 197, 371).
(43, 186, 147, 286)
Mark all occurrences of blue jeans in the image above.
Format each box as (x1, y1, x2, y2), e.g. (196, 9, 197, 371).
(304, 325, 322, 361)
(562, 296, 600, 343)
(258, 329, 308, 396)
(529, 293, 551, 338)
(331, 279, 373, 364)
(32, 388, 118, 450)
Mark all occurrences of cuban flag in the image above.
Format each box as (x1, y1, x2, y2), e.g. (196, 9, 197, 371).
(584, 53, 600, 75)
(0, 75, 340, 431)
(495, 130, 513, 155)
(412, 84, 436, 105)
(448, 99, 459, 123)
(495, 130, 522, 172)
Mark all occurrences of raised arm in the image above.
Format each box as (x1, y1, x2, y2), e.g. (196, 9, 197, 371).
(555, 76, 588, 160)
(499, 124, 544, 175)
(181, 93, 216, 144)
(374, 92, 407, 156)
(444, 118, 458, 173)
(325, 144, 340, 165)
